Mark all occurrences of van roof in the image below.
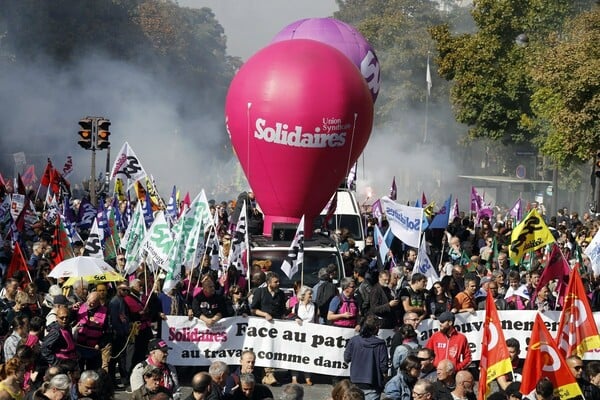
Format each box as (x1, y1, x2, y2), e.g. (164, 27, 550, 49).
(250, 234, 337, 249)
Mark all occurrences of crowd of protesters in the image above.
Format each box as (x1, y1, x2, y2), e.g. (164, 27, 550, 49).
(2, 176, 600, 400)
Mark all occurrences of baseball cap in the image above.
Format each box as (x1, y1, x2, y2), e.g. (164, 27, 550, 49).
(438, 311, 455, 323)
(148, 338, 172, 353)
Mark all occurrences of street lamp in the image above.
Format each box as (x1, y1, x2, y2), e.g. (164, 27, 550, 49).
(77, 116, 111, 206)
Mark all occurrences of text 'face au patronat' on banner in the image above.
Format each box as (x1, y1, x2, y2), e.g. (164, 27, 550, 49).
(163, 312, 600, 374)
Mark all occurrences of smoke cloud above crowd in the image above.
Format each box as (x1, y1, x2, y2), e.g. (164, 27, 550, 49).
(0, 0, 467, 209)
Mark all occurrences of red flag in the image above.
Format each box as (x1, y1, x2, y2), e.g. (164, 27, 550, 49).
(478, 294, 513, 399)
(555, 268, 600, 358)
(421, 192, 427, 207)
(536, 243, 570, 307)
(521, 314, 582, 399)
(322, 191, 338, 229)
(179, 192, 191, 218)
(21, 165, 37, 186)
(6, 242, 31, 283)
(50, 214, 74, 268)
(40, 158, 54, 187)
(389, 176, 397, 200)
(50, 168, 62, 195)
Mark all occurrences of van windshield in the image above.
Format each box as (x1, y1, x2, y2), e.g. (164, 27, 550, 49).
(313, 214, 364, 241)
(250, 249, 343, 290)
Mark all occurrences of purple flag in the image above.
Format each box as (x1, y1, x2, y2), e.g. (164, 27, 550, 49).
(389, 177, 397, 200)
(508, 197, 523, 222)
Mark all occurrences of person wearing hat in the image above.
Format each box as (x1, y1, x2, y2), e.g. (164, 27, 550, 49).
(130, 338, 180, 399)
(424, 311, 471, 371)
(131, 364, 173, 400)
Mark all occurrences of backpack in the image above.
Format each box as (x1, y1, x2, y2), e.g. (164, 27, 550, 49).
(356, 281, 372, 316)
(315, 281, 337, 318)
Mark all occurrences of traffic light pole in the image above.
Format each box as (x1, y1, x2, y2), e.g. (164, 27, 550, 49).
(78, 116, 110, 207)
(89, 118, 99, 207)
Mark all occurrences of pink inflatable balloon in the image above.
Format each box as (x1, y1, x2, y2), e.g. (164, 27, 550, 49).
(225, 39, 373, 236)
(271, 17, 381, 103)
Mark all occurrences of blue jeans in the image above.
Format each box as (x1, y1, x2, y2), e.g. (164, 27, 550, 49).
(362, 388, 380, 400)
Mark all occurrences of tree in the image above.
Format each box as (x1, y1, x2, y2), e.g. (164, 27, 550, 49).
(529, 7, 600, 165)
(430, 0, 597, 151)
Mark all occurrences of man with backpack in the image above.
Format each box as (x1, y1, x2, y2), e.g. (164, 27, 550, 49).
(353, 261, 372, 321)
(327, 277, 359, 330)
(313, 265, 337, 324)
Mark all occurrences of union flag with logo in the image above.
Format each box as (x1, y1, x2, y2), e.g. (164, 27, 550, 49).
(521, 314, 582, 399)
(555, 267, 600, 358)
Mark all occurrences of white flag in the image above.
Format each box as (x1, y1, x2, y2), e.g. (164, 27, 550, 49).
(141, 212, 174, 269)
(83, 218, 104, 258)
(182, 190, 212, 268)
(415, 237, 439, 290)
(110, 142, 147, 189)
(281, 216, 305, 280)
(426, 56, 432, 96)
(374, 224, 390, 266)
(381, 196, 423, 248)
(228, 201, 248, 272)
(584, 228, 600, 276)
(346, 162, 357, 189)
(122, 202, 147, 275)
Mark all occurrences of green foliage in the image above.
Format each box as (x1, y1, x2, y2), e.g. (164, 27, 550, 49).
(431, 0, 598, 164)
(529, 8, 600, 166)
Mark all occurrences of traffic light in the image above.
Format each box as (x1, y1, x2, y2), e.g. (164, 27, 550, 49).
(78, 118, 93, 149)
(595, 151, 600, 178)
(96, 119, 111, 149)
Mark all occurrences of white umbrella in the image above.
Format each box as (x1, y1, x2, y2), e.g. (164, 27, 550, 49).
(49, 256, 116, 279)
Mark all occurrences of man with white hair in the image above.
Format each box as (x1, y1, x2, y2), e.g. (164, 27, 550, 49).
(231, 373, 273, 400)
(279, 383, 304, 400)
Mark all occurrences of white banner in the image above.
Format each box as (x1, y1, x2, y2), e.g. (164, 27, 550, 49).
(162, 312, 600, 373)
(381, 196, 422, 247)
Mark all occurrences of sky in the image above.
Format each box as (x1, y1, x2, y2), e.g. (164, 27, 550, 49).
(177, 0, 340, 60)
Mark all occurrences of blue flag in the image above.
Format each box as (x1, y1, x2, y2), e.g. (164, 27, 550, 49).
(429, 195, 452, 229)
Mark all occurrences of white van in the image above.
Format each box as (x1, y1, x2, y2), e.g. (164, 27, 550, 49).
(314, 188, 366, 252)
(248, 229, 345, 296)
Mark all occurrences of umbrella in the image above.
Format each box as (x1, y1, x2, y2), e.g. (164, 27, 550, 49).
(63, 271, 125, 287)
(49, 256, 116, 279)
